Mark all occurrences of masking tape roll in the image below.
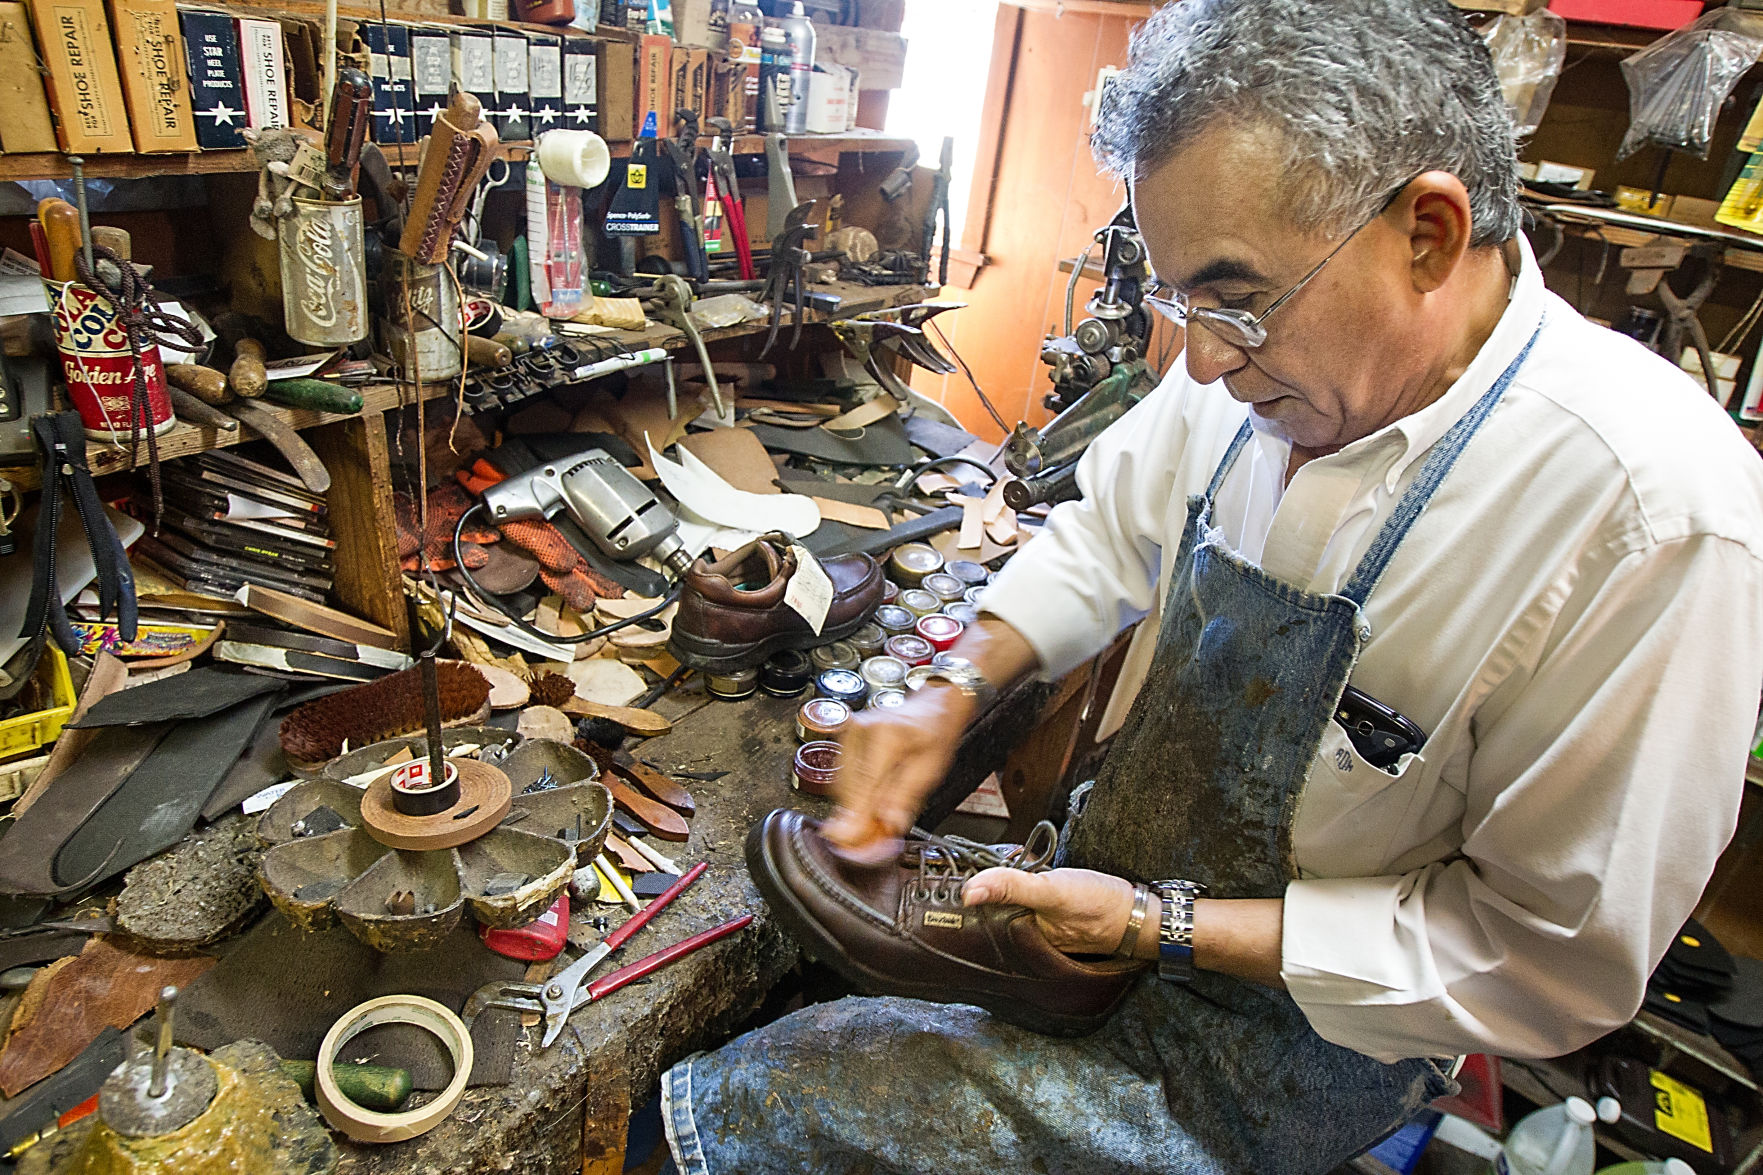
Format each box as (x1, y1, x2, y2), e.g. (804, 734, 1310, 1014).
(315, 995, 473, 1143)
(536, 130, 612, 190)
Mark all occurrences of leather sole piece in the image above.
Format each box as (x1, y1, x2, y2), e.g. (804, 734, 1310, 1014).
(669, 608, 875, 674)
(744, 818, 1121, 1038)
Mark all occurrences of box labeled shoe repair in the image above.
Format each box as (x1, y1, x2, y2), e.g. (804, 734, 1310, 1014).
(0, 3, 62, 152)
(595, 36, 634, 139)
(106, 0, 197, 151)
(562, 35, 597, 131)
(234, 14, 288, 130)
(638, 32, 670, 136)
(27, 0, 134, 152)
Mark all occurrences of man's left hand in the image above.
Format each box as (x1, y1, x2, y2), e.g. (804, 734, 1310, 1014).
(962, 867, 1136, 956)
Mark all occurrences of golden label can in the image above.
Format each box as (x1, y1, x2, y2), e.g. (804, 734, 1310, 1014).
(52, 283, 174, 441)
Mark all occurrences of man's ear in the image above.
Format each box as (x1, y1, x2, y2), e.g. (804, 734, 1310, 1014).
(1401, 171, 1475, 294)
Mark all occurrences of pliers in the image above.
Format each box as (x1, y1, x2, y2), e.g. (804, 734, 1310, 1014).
(636, 274, 726, 418)
(462, 862, 752, 1048)
(759, 200, 820, 359)
(707, 118, 756, 281)
(660, 109, 709, 282)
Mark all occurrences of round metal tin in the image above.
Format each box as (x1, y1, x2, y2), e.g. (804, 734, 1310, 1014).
(809, 641, 860, 672)
(898, 589, 941, 618)
(815, 668, 868, 708)
(942, 601, 980, 626)
(796, 697, 851, 743)
(848, 622, 887, 657)
(915, 614, 964, 652)
(921, 572, 966, 603)
(887, 543, 944, 588)
(874, 604, 917, 635)
(707, 667, 759, 700)
(868, 689, 907, 710)
(760, 649, 814, 697)
(946, 560, 989, 587)
(884, 634, 935, 667)
(859, 655, 910, 693)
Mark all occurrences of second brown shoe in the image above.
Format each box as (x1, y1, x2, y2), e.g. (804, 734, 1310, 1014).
(668, 534, 883, 672)
(746, 809, 1147, 1037)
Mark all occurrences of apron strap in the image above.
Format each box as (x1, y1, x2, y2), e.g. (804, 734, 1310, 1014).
(1204, 420, 1255, 502)
(1339, 317, 1544, 608)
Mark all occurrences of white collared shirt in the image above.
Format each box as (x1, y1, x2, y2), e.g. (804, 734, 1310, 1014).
(982, 237, 1763, 1063)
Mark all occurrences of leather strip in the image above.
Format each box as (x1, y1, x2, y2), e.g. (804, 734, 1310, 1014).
(316, 996, 473, 1143)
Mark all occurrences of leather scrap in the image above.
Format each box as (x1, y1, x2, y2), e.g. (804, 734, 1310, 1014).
(0, 937, 213, 1097)
(68, 666, 286, 729)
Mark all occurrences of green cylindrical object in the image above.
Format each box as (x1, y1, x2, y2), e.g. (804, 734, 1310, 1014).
(280, 1059, 413, 1112)
(265, 379, 365, 415)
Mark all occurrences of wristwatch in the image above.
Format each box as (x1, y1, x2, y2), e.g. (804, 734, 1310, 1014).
(909, 659, 999, 714)
(1150, 879, 1204, 983)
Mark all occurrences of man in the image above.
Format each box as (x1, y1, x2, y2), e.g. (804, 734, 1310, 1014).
(661, 1, 1763, 1171)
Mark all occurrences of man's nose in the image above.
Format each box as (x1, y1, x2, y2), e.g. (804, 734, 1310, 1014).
(1184, 321, 1249, 386)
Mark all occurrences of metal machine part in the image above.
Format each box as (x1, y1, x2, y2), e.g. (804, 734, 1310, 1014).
(481, 450, 694, 578)
(1003, 209, 1157, 499)
(98, 986, 219, 1138)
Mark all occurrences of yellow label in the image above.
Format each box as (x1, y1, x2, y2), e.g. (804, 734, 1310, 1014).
(626, 163, 648, 190)
(1665, 992, 1683, 1004)
(1651, 1070, 1715, 1154)
(1681, 934, 1702, 948)
(922, 911, 963, 929)
(1742, 96, 1763, 155)
(1717, 152, 1763, 234)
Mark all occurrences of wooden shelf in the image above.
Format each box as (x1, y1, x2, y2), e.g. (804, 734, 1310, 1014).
(611, 131, 916, 164)
(566, 278, 933, 352)
(1536, 207, 1763, 276)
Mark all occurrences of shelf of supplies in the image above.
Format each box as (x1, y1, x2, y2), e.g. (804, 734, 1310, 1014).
(605, 132, 916, 161)
(574, 278, 932, 354)
(1540, 211, 1763, 276)
(0, 142, 532, 185)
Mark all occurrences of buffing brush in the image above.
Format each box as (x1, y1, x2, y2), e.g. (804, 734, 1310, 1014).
(527, 671, 576, 709)
(279, 662, 492, 769)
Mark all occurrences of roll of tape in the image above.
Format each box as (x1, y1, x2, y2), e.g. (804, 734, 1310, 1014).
(315, 995, 473, 1143)
(536, 130, 612, 190)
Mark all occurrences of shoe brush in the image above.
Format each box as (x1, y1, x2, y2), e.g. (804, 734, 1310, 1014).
(527, 671, 576, 709)
(279, 661, 492, 768)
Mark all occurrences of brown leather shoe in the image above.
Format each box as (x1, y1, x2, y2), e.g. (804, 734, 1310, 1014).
(746, 809, 1147, 1036)
(668, 535, 883, 672)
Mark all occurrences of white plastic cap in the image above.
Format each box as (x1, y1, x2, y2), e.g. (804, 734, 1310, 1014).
(1664, 1161, 1697, 1175)
(791, 1, 806, 11)
(1596, 1096, 1622, 1124)
(1563, 1096, 1596, 1125)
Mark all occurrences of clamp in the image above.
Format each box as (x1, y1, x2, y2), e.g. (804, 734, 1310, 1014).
(759, 200, 820, 359)
(707, 117, 756, 281)
(639, 275, 725, 417)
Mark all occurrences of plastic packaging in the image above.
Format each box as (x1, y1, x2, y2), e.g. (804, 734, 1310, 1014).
(1481, 10, 1566, 137)
(1618, 9, 1763, 160)
(1497, 1097, 1596, 1175)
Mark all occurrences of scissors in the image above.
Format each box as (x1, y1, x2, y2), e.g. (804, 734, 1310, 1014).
(464, 862, 751, 1048)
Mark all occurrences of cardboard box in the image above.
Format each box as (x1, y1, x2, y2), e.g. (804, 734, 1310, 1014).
(528, 30, 562, 133)
(595, 35, 634, 139)
(638, 32, 669, 137)
(492, 27, 530, 141)
(0, 3, 62, 151)
(805, 63, 851, 134)
(562, 34, 597, 130)
(234, 16, 288, 130)
(814, 25, 904, 93)
(180, 7, 245, 149)
(672, 0, 726, 48)
(450, 26, 495, 119)
(107, 0, 196, 151)
(28, 0, 134, 151)
(669, 44, 707, 127)
(409, 23, 451, 136)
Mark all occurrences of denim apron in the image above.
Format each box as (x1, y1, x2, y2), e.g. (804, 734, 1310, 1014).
(663, 330, 1538, 1175)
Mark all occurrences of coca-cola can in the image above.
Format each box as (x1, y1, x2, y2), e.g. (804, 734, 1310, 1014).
(52, 283, 175, 441)
(379, 251, 463, 381)
(278, 196, 369, 347)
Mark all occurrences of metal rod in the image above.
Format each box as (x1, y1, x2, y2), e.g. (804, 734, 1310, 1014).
(420, 652, 447, 788)
(67, 156, 95, 278)
(149, 986, 177, 1098)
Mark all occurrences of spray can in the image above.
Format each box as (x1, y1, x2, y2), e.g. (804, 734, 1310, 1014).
(758, 23, 791, 132)
(780, 1, 815, 135)
(728, 1, 764, 130)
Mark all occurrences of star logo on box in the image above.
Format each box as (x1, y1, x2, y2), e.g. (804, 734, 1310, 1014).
(571, 107, 592, 126)
(198, 102, 242, 126)
(534, 103, 558, 126)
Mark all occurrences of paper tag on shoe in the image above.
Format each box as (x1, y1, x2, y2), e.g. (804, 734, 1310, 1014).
(784, 543, 834, 636)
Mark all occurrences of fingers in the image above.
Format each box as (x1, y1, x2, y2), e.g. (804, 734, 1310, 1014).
(824, 693, 965, 849)
(963, 866, 1045, 909)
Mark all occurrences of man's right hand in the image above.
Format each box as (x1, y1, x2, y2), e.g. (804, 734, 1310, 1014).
(822, 684, 977, 854)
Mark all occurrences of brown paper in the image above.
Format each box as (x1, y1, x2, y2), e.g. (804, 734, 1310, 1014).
(813, 496, 890, 530)
(0, 4, 62, 151)
(680, 427, 780, 495)
(107, 0, 197, 151)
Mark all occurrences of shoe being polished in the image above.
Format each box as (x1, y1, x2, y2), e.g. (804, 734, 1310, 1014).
(668, 534, 883, 672)
(746, 809, 1147, 1037)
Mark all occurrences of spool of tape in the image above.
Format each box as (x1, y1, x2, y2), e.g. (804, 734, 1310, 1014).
(536, 130, 612, 190)
(315, 995, 473, 1143)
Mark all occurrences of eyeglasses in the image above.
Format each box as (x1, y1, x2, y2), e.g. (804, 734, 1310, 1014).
(1142, 180, 1410, 351)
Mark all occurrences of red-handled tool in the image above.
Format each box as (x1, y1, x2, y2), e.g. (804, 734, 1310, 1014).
(580, 916, 753, 1004)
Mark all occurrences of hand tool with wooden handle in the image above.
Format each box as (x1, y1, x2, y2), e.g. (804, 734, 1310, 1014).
(324, 68, 373, 200)
(229, 338, 268, 398)
(37, 199, 80, 283)
(560, 695, 671, 736)
(166, 364, 232, 405)
(167, 388, 239, 431)
(222, 399, 332, 493)
(399, 92, 500, 264)
(265, 378, 364, 414)
(605, 778, 688, 841)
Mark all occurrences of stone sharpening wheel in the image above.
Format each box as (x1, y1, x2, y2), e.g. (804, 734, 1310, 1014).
(255, 737, 613, 953)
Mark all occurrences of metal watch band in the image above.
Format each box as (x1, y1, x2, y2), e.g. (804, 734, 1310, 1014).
(1151, 880, 1203, 983)
(913, 663, 999, 713)
(1116, 883, 1150, 958)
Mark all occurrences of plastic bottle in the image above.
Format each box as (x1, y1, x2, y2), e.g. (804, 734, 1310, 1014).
(779, 0, 815, 134)
(1496, 1097, 1597, 1175)
(728, 2, 765, 130)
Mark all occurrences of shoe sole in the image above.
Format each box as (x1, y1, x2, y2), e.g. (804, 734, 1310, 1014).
(745, 817, 1119, 1038)
(670, 609, 875, 675)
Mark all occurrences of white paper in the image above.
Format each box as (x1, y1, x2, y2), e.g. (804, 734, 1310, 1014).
(224, 493, 300, 520)
(646, 439, 820, 557)
(264, 352, 340, 381)
(447, 591, 579, 662)
(0, 271, 49, 317)
(783, 543, 833, 635)
(241, 780, 299, 814)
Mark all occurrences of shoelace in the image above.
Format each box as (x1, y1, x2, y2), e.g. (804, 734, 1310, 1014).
(901, 821, 1059, 907)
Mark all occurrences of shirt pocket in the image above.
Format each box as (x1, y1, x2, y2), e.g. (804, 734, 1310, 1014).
(1293, 721, 1427, 878)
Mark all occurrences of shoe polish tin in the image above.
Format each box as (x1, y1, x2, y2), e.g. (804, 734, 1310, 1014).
(760, 649, 814, 697)
(946, 560, 989, 587)
(881, 580, 901, 605)
(963, 586, 986, 606)
(915, 614, 964, 653)
(922, 572, 967, 604)
(869, 688, 907, 710)
(905, 665, 938, 691)
(874, 604, 917, 636)
(793, 741, 843, 796)
(884, 634, 935, 667)
(898, 589, 942, 619)
(942, 601, 980, 627)
(859, 655, 910, 694)
(888, 543, 944, 588)
(815, 668, 868, 709)
(810, 641, 860, 673)
(849, 622, 887, 657)
(707, 667, 760, 701)
(796, 697, 851, 743)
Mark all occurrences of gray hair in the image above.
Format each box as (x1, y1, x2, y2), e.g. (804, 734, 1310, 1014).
(1095, 0, 1521, 248)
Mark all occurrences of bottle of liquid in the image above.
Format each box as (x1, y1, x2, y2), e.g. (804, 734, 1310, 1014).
(728, 1, 764, 131)
(1498, 1097, 1597, 1175)
(758, 23, 791, 132)
(780, 0, 816, 135)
